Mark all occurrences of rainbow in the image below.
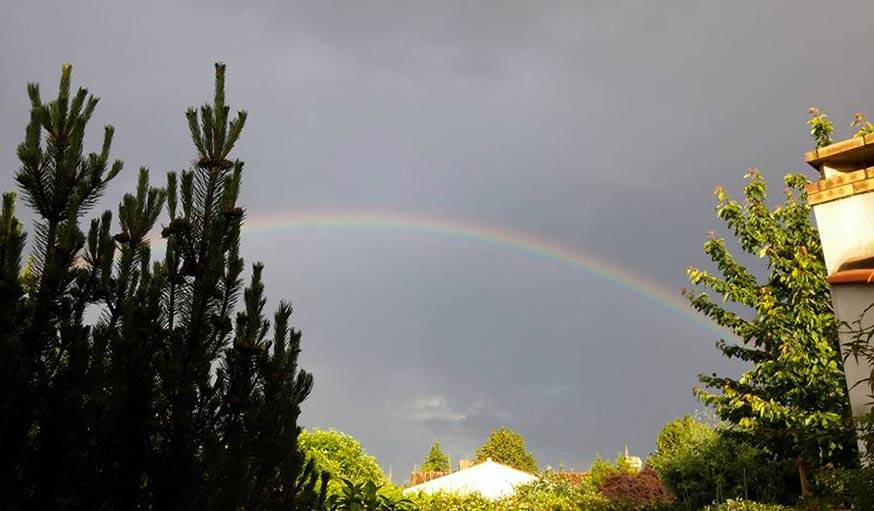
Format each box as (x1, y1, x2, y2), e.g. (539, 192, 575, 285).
(200, 209, 721, 336)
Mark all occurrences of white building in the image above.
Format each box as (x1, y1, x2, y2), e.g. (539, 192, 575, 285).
(403, 459, 537, 499)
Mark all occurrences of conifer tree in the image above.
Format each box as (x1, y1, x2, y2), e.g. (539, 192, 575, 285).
(0, 63, 326, 509)
(420, 441, 450, 473)
(685, 171, 857, 496)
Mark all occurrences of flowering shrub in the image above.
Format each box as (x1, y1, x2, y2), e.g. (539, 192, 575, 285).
(597, 467, 674, 511)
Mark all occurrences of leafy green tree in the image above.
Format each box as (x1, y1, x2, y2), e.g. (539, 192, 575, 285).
(0, 63, 326, 509)
(420, 441, 451, 472)
(685, 171, 857, 496)
(301, 429, 389, 496)
(474, 427, 538, 473)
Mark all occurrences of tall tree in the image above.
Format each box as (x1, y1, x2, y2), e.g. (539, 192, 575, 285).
(474, 427, 538, 473)
(0, 63, 326, 509)
(0, 63, 125, 506)
(420, 441, 450, 473)
(685, 170, 857, 496)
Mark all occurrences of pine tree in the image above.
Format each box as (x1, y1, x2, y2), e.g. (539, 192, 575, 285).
(420, 441, 450, 473)
(685, 171, 857, 496)
(0, 191, 30, 506)
(0, 63, 326, 509)
(0, 63, 125, 506)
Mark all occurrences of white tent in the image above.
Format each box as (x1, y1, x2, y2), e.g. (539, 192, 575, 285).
(403, 459, 537, 499)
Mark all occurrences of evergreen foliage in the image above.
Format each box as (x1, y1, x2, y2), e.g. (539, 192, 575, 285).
(474, 427, 538, 473)
(0, 63, 326, 509)
(420, 441, 451, 473)
(685, 171, 857, 496)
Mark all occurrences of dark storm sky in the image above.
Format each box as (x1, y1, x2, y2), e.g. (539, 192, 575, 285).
(3, 0, 874, 479)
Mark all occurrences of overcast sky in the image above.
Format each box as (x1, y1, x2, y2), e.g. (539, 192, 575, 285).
(3, 1, 874, 480)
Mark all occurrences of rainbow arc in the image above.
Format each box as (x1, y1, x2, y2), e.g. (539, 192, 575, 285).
(184, 210, 722, 335)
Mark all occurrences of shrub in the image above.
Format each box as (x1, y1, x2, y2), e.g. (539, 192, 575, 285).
(504, 472, 591, 511)
(588, 454, 639, 489)
(701, 499, 795, 511)
(648, 416, 795, 509)
(407, 491, 494, 511)
(597, 467, 674, 511)
(812, 466, 874, 511)
(328, 478, 415, 511)
(299, 429, 388, 496)
(407, 471, 609, 511)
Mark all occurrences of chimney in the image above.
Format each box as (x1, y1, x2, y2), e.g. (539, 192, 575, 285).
(806, 135, 874, 458)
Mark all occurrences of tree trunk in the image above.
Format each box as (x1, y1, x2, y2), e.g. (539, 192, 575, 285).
(796, 456, 812, 497)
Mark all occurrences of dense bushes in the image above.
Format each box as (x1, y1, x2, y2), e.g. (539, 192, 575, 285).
(701, 499, 795, 511)
(405, 470, 592, 510)
(812, 466, 874, 511)
(406, 457, 672, 511)
(506, 471, 607, 511)
(300, 429, 389, 496)
(598, 467, 674, 510)
(407, 491, 495, 511)
(648, 416, 794, 509)
(327, 478, 415, 511)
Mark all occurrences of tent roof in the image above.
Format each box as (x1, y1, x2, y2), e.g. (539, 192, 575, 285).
(403, 459, 537, 499)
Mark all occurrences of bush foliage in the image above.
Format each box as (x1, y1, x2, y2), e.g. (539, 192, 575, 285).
(648, 416, 794, 509)
(300, 429, 389, 496)
(407, 457, 673, 511)
(702, 499, 795, 511)
(598, 467, 674, 511)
